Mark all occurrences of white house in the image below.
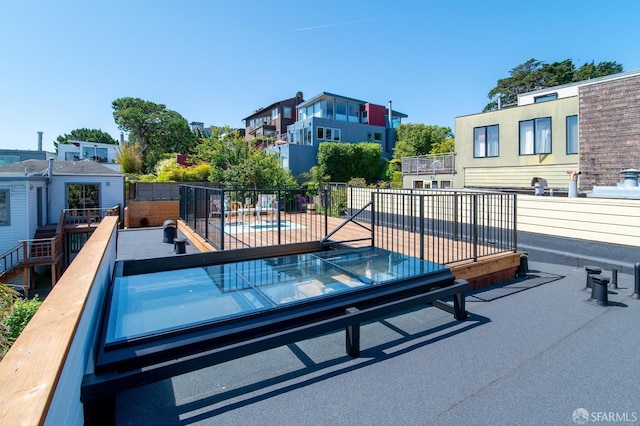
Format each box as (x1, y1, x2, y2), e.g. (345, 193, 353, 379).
(57, 140, 121, 172)
(0, 159, 124, 255)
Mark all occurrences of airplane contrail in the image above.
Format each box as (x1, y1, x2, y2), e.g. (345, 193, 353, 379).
(295, 20, 371, 31)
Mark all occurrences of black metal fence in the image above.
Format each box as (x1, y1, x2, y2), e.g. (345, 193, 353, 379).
(179, 185, 517, 264)
(357, 188, 517, 264)
(179, 185, 348, 251)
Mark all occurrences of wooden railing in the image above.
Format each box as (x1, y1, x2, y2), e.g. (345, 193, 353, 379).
(0, 206, 119, 286)
(64, 206, 119, 226)
(0, 243, 24, 280)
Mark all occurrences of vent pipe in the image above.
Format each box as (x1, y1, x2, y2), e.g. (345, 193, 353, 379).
(388, 100, 392, 128)
(37, 131, 43, 151)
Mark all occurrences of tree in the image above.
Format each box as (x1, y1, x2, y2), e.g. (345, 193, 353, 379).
(392, 124, 453, 160)
(54, 128, 117, 153)
(317, 142, 382, 183)
(574, 60, 623, 81)
(485, 58, 623, 111)
(112, 97, 197, 172)
(193, 129, 296, 189)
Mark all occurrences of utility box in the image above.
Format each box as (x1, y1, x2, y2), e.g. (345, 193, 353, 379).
(163, 219, 177, 243)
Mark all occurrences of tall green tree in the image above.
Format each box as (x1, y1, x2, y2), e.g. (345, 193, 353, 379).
(392, 124, 453, 160)
(485, 58, 623, 111)
(112, 97, 196, 172)
(54, 128, 117, 153)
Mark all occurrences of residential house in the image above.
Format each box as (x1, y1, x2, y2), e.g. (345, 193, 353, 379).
(0, 149, 49, 165)
(279, 92, 407, 176)
(1, 131, 50, 165)
(448, 69, 640, 192)
(0, 159, 124, 256)
(243, 92, 305, 147)
(57, 140, 121, 172)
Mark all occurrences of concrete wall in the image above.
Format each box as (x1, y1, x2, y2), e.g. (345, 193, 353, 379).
(579, 74, 640, 189)
(124, 200, 179, 228)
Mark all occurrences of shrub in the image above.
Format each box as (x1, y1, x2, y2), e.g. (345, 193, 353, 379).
(4, 296, 43, 344)
(0, 283, 20, 357)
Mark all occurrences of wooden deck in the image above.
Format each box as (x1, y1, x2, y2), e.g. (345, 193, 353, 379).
(187, 212, 521, 289)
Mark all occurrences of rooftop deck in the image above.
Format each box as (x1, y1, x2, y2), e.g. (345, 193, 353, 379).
(2, 208, 638, 424)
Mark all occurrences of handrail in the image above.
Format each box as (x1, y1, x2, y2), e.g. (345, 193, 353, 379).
(0, 243, 24, 279)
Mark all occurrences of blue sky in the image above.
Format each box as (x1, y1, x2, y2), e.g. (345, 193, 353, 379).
(2, 0, 639, 152)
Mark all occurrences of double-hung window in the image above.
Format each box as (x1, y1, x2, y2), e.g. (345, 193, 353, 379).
(566, 115, 578, 154)
(519, 117, 551, 155)
(473, 125, 499, 158)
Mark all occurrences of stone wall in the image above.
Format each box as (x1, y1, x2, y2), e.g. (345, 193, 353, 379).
(124, 200, 179, 228)
(579, 74, 640, 189)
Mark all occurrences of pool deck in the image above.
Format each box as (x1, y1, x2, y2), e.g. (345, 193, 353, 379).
(113, 227, 640, 425)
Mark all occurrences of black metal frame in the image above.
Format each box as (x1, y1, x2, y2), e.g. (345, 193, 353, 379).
(81, 241, 467, 423)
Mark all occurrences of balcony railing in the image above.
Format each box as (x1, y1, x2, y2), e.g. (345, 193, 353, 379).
(402, 152, 456, 175)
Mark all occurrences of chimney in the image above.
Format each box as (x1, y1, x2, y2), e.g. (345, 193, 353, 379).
(37, 131, 43, 151)
(120, 132, 124, 145)
(388, 100, 393, 128)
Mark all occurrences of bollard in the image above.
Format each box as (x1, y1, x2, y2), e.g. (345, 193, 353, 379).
(633, 263, 640, 299)
(517, 253, 529, 277)
(587, 276, 610, 306)
(610, 268, 619, 290)
(583, 266, 602, 293)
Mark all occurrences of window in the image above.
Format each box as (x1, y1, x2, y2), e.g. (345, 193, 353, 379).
(534, 93, 558, 103)
(65, 152, 80, 161)
(348, 102, 359, 123)
(326, 100, 333, 120)
(316, 127, 336, 141)
(0, 189, 9, 225)
(333, 129, 341, 141)
(335, 100, 347, 121)
(473, 125, 499, 158)
(83, 146, 108, 162)
(519, 118, 551, 155)
(566, 115, 578, 154)
(361, 110, 368, 124)
(272, 108, 278, 120)
(67, 184, 100, 215)
(283, 106, 292, 119)
(0, 155, 20, 165)
(374, 132, 382, 141)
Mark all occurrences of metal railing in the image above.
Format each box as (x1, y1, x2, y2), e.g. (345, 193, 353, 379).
(365, 189, 516, 265)
(179, 185, 517, 265)
(402, 152, 456, 175)
(179, 185, 348, 251)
